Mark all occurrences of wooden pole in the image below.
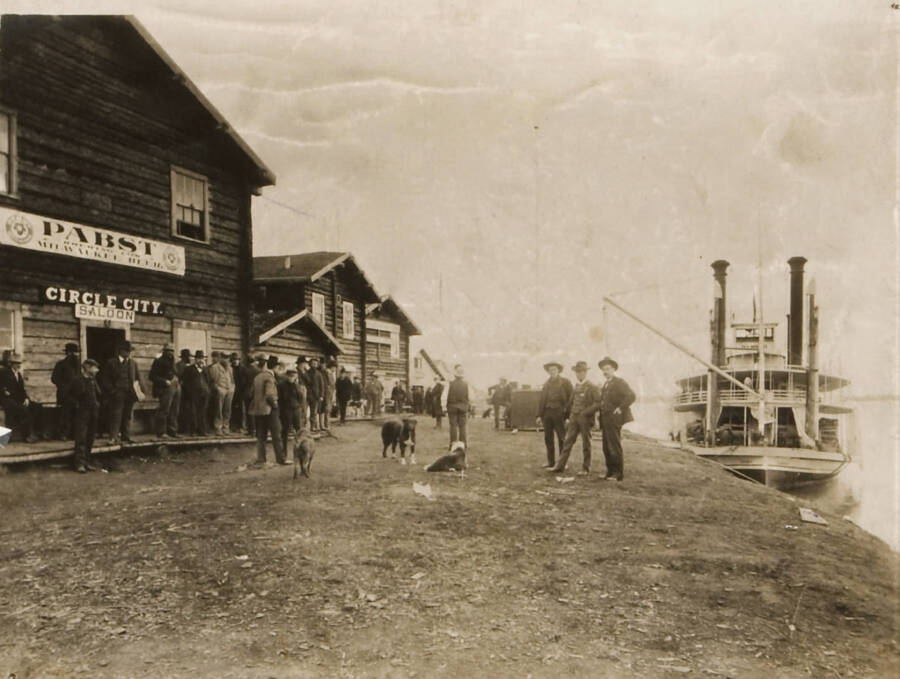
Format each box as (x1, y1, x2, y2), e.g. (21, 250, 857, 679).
(601, 296, 760, 397)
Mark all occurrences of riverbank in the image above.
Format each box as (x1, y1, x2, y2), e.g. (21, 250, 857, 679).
(0, 419, 895, 677)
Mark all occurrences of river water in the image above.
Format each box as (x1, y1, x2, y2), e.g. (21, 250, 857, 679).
(630, 397, 899, 550)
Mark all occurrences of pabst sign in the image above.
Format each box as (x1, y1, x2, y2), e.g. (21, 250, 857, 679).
(0, 207, 186, 276)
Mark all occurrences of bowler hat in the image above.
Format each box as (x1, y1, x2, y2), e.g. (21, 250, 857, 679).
(210, 350, 220, 359)
(229, 352, 240, 360)
(65, 342, 80, 353)
(83, 358, 100, 368)
(194, 350, 205, 359)
(571, 361, 589, 372)
(254, 353, 266, 363)
(296, 355, 308, 364)
(180, 349, 191, 358)
(7, 352, 23, 364)
(597, 356, 619, 370)
(119, 341, 132, 352)
(543, 361, 563, 372)
(161, 343, 174, 352)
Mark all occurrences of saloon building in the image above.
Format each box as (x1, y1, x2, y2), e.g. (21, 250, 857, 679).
(365, 296, 421, 392)
(0, 16, 274, 422)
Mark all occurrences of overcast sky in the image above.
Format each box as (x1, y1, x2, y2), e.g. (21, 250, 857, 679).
(8, 0, 898, 397)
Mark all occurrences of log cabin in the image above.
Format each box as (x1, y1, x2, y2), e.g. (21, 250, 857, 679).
(365, 296, 421, 395)
(0, 15, 275, 432)
(251, 252, 381, 378)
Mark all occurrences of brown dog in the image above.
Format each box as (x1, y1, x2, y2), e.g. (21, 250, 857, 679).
(293, 429, 316, 479)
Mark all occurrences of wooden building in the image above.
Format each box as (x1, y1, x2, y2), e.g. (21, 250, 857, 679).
(0, 16, 275, 427)
(365, 296, 421, 392)
(410, 348, 446, 388)
(251, 252, 381, 376)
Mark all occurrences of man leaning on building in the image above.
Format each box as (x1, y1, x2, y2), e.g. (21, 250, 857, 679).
(0, 353, 45, 443)
(550, 361, 601, 475)
(536, 361, 573, 469)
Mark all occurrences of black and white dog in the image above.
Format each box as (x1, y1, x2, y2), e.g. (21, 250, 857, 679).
(425, 441, 467, 473)
(381, 417, 417, 465)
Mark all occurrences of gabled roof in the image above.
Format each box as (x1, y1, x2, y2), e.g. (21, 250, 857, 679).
(366, 295, 421, 335)
(418, 349, 445, 380)
(253, 310, 344, 354)
(253, 251, 381, 303)
(123, 17, 276, 188)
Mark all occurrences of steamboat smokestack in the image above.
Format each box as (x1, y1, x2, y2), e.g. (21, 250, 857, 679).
(711, 260, 729, 367)
(788, 256, 807, 366)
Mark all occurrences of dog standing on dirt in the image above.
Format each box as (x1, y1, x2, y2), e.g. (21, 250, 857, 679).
(293, 428, 316, 480)
(425, 441, 467, 473)
(381, 417, 417, 464)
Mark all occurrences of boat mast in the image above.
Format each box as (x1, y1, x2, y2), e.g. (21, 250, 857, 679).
(757, 226, 766, 443)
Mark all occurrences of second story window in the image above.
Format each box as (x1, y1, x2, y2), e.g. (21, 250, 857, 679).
(311, 292, 325, 327)
(0, 111, 17, 196)
(342, 301, 355, 339)
(171, 167, 209, 242)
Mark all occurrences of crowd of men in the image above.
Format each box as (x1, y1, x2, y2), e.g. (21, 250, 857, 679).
(0, 342, 377, 472)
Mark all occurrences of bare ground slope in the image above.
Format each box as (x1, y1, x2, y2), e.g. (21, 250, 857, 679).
(0, 419, 896, 678)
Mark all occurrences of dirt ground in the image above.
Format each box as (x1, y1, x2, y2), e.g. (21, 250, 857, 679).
(0, 418, 896, 678)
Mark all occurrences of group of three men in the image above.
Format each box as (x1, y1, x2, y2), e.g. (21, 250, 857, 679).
(537, 356, 635, 481)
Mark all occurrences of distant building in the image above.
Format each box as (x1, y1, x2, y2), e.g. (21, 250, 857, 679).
(365, 296, 420, 392)
(411, 348, 446, 388)
(0, 16, 273, 426)
(252, 252, 380, 377)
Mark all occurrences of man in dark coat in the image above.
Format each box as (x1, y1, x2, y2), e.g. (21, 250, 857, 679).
(335, 368, 353, 424)
(551, 361, 601, 475)
(597, 357, 636, 481)
(100, 341, 140, 444)
(229, 353, 245, 433)
(430, 377, 444, 428)
(0, 353, 43, 442)
(68, 358, 101, 472)
(149, 343, 180, 437)
(51, 342, 81, 439)
(241, 354, 264, 435)
(391, 381, 408, 414)
(536, 361, 574, 469)
(277, 366, 306, 453)
(175, 348, 193, 434)
(307, 357, 324, 431)
(180, 350, 210, 436)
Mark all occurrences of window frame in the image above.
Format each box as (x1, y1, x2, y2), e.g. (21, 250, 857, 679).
(0, 108, 18, 198)
(311, 292, 326, 327)
(170, 165, 211, 244)
(0, 302, 23, 356)
(342, 300, 355, 339)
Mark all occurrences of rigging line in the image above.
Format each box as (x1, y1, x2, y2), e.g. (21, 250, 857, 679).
(259, 195, 316, 218)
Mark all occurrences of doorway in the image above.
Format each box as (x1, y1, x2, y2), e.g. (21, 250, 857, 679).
(85, 326, 126, 366)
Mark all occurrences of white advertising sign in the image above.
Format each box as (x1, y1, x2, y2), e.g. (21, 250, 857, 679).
(74, 304, 136, 323)
(0, 207, 186, 276)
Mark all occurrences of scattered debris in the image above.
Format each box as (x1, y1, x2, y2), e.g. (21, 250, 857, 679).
(413, 482, 434, 500)
(556, 476, 575, 483)
(799, 508, 828, 525)
(784, 525, 799, 531)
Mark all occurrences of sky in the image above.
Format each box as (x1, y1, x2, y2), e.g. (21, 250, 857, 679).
(6, 0, 898, 399)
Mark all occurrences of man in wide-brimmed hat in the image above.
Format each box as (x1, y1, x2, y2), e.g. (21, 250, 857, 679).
(180, 350, 209, 436)
(597, 357, 636, 481)
(150, 343, 180, 438)
(537, 361, 573, 469)
(100, 340, 141, 444)
(51, 342, 81, 439)
(0, 352, 45, 443)
(550, 361, 601, 475)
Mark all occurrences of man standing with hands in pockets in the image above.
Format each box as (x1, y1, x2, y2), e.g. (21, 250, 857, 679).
(597, 357, 636, 481)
